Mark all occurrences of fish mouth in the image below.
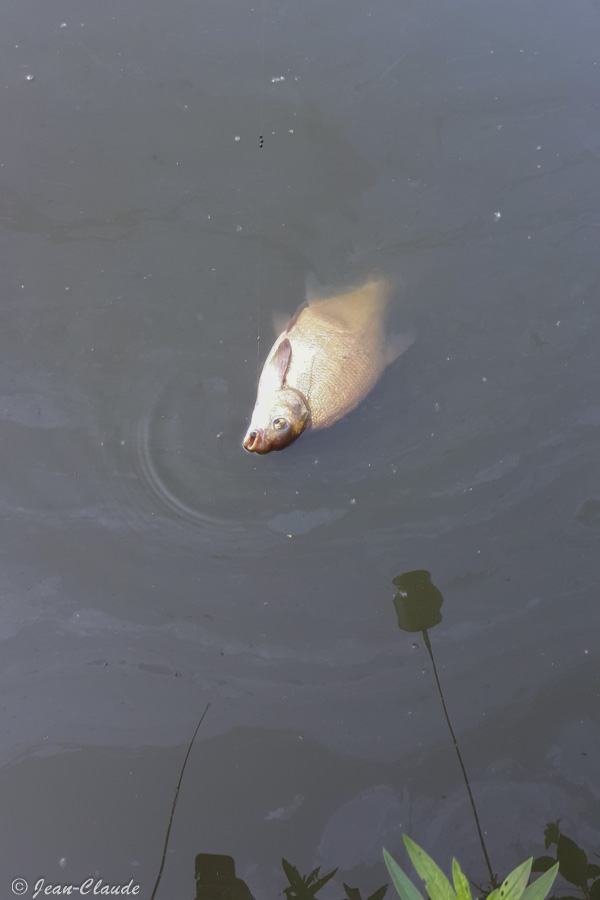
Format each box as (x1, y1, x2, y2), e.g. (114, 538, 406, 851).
(243, 427, 268, 453)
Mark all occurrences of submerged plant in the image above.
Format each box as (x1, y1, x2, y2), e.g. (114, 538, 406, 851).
(281, 860, 338, 899)
(533, 821, 600, 900)
(384, 836, 558, 900)
(342, 884, 388, 900)
(281, 859, 387, 900)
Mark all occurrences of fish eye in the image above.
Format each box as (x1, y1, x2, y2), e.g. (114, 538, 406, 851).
(272, 417, 288, 431)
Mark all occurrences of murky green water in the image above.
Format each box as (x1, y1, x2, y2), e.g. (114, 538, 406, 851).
(1, 0, 599, 896)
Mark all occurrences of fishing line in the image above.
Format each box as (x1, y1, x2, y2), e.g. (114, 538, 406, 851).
(255, 0, 267, 383)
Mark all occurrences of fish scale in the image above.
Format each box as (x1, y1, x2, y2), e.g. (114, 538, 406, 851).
(284, 310, 387, 429)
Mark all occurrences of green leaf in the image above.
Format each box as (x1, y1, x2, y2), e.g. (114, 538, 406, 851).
(403, 836, 456, 900)
(496, 858, 532, 900)
(452, 859, 472, 900)
(520, 863, 559, 900)
(367, 885, 389, 900)
(590, 879, 600, 900)
(531, 857, 556, 874)
(588, 866, 600, 880)
(544, 821, 561, 850)
(487, 889, 499, 900)
(383, 849, 427, 900)
(557, 835, 588, 887)
(343, 884, 362, 900)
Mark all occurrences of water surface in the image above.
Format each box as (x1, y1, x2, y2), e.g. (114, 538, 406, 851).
(1, 0, 599, 896)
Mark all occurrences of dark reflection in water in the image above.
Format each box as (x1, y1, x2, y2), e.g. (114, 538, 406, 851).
(194, 854, 254, 900)
(393, 570, 495, 885)
(392, 571, 443, 633)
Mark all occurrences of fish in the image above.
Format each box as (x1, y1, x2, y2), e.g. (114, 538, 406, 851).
(243, 279, 414, 454)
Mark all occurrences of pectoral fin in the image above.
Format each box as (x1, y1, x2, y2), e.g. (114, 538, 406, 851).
(305, 273, 324, 303)
(269, 337, 293, 386)
(271, 310, 290, 337)
(272, 302, 307, 337)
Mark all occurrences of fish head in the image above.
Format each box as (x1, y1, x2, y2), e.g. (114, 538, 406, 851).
(243, 387, 311, 453)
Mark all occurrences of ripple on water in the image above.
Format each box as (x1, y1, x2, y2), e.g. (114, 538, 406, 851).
(127, 375, 283, 554)
(116, 360, 432, 556)
(121, 367, 399, 555)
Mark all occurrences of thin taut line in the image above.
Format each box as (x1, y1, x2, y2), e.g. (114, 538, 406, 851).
(150, 702, 211, 900)
(256, 0, 267, 382)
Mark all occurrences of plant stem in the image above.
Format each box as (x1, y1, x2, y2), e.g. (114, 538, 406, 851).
(150, 702, 211, 900)
(422, 630, 496, 887)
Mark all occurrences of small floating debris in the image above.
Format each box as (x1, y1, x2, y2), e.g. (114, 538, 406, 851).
(493, 210, 502, 221)
(271, 75, 285, 83)
(25, 73, 35, 82)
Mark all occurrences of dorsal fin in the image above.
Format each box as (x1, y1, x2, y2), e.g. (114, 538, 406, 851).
(306, 279, 390, 331)
(385, 330, 416, 365)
